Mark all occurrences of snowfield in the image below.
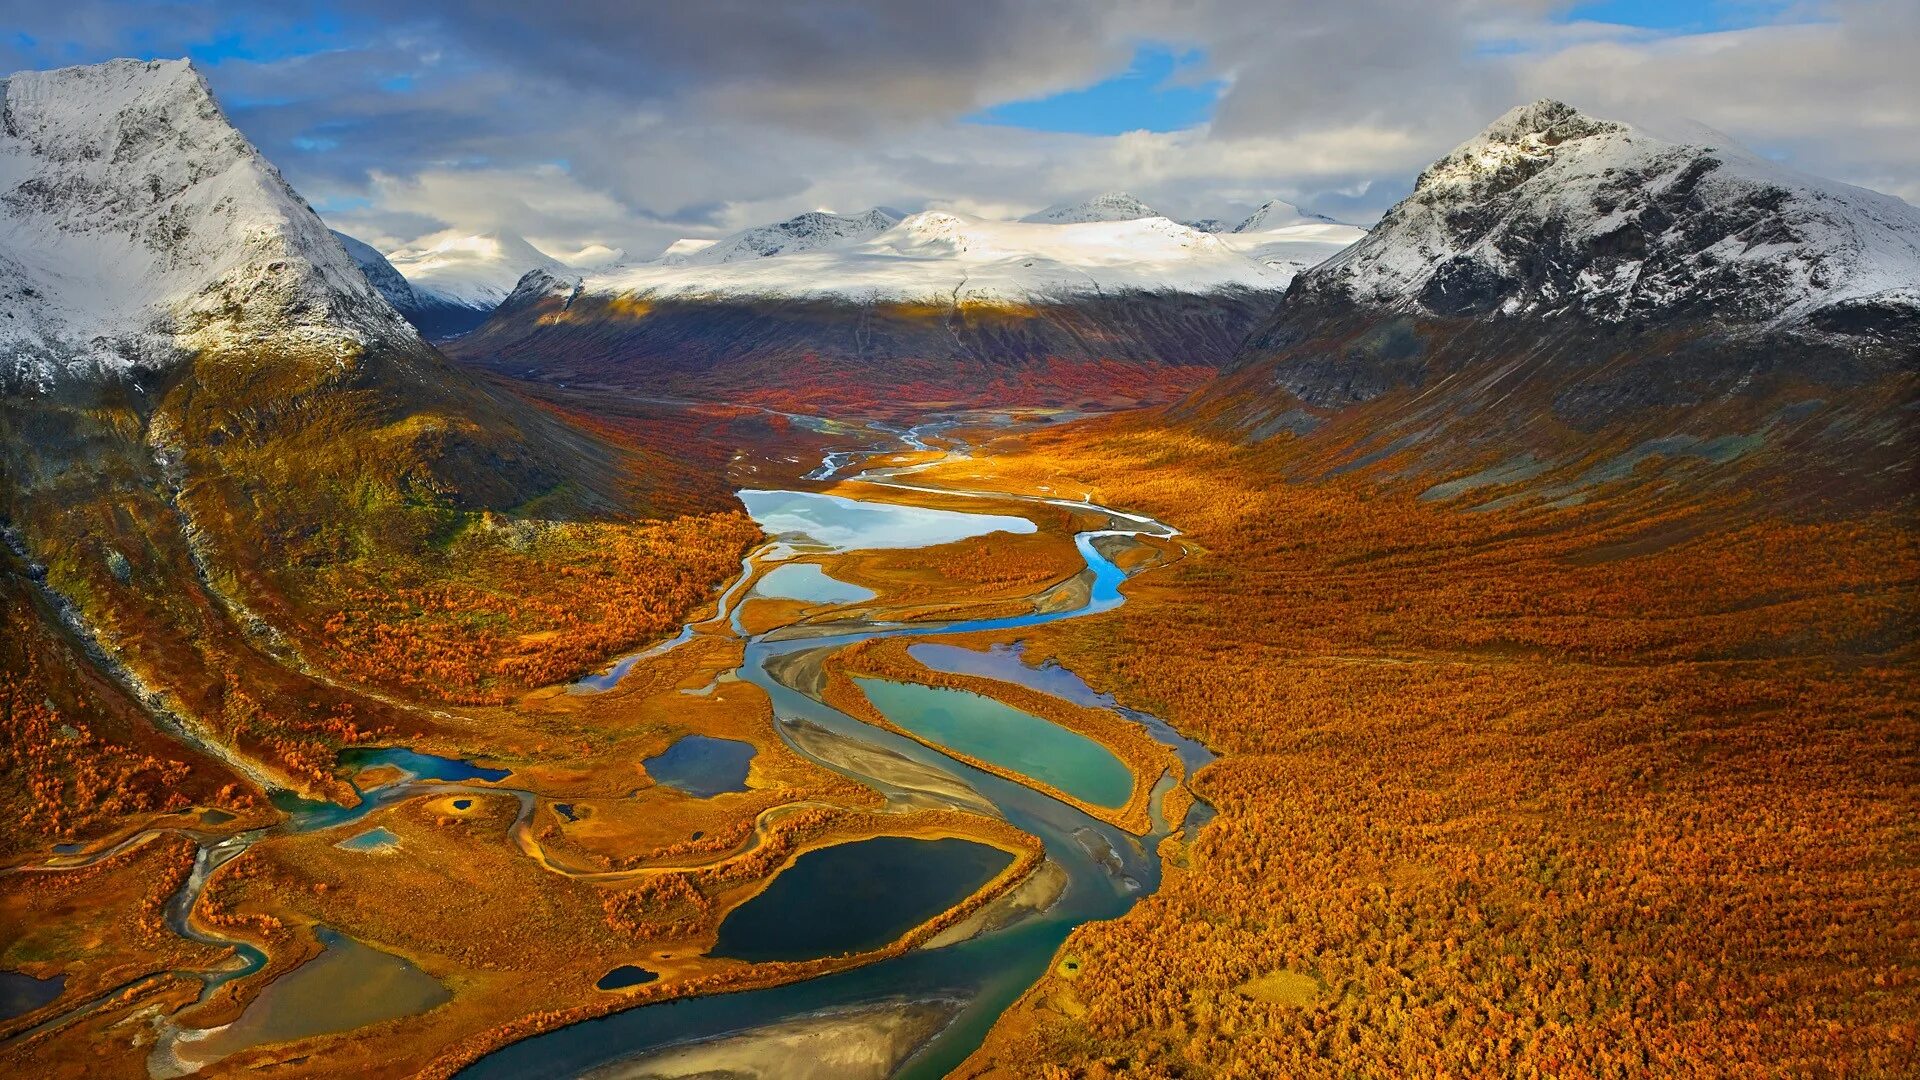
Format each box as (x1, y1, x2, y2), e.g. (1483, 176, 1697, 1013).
(571, 205, 1366, 306)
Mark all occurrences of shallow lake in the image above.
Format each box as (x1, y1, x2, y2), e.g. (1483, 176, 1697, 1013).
(752, 562, 877, 604)
(337, 826, 400, 852)
(172, 927, 448, 1068)
(643, 736, 756, 798)
(737, 489, 1034, 552)
(712, 837, 1013, 964)
(853, 677, 1133, 808)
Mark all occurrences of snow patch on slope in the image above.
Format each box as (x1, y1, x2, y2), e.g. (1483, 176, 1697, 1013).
(683, 207, 902, 264)
(0, 58, 414, 385)
(1021, 191, 1161, 224)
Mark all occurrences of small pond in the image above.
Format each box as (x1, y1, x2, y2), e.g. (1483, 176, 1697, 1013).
(0, 969, 65, 1021)
(711, 837, 1013, 963)
(595, 965, 659, 991)
(737, 490, 1034, 552)
(752, 563, 877, 604)
(643, 736, 756, 798)
(337, 826, 400, 852)
(853, 678, 1133, 808)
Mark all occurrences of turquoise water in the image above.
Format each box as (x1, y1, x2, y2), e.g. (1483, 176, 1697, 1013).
(337, 827, 399, 852)
(711, 837, 1014, 963)
(738, 489, 1035, 551)
(854, 677, 1134, 808)
(752, 562, 876, 604)
(643, 736, 756, 798)
(463, 437, 1211, 1080)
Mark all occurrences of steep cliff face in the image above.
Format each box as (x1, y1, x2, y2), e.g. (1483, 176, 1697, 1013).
(1183, 101, 1918, 501)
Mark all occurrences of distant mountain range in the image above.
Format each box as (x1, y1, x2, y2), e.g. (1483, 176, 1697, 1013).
(334, 193, 1362, 345)
(440, 200, 1368, 408)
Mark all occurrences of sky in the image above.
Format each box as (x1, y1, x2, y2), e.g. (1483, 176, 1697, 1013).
(1, 0, 1913, 264)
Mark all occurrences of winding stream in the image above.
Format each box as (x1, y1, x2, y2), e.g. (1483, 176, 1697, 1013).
(5, 416, 1210, 1080)
(463, 423, 1211, 1079)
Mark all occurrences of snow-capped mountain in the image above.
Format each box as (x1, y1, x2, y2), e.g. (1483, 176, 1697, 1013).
(332, 229, 416, 311)
(1183, 217, 1231, 233)
(0, 59, 414, 384)
(682, 207, 902, 264)
(387, 231, 564, 312)
(1296, 99, 1920, 324)
(451, 207, 1358, 407)
(1232, 198, 1343, 232)
(1199, 98, 1920, 454)
(1021, 191, 1161, 224)
(581, 210, 1321, 303)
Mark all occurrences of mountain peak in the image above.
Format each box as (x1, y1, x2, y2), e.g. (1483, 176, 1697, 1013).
(1232, 198, 1342, 233)
(1021, 191, 1161, 225)
(1299, 99, 1920, 327)
(386, 231, 564, 313)
(684, 206, 903, 264)
(1, 57, 413, 384)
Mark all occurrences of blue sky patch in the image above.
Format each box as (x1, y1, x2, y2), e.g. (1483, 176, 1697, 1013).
(969, 44, 1225, 135)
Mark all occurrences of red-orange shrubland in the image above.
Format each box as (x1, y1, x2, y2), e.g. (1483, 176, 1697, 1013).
(947, 415, 1919, 1079)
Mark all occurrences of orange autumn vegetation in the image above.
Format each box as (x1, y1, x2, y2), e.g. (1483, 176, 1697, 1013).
(949, 417, 1918, 1079)
(0, 661, 193, 849)
(313, 512, 761, 703)
(727, 357, 1214, 419)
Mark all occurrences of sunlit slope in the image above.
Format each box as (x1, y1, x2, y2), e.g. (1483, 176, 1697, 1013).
(0, 59, 728, 802)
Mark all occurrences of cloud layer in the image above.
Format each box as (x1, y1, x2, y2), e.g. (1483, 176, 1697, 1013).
(1, 0, 1911, 261)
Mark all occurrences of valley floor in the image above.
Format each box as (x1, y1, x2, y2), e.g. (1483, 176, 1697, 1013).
(2, 401, 1914, 1079)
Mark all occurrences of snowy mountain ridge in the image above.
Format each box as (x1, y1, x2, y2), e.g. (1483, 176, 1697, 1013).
(1232, 198, 1343, 232)
(0, 58, 414, 385)
(1297, 99, 1920, 326)
(678, 207, 903, 264)
(386, 231, 565, 312)
(331, 229, 416, 310)
(574, 209, 1356, 305)
(1021, 191, 1161, 224)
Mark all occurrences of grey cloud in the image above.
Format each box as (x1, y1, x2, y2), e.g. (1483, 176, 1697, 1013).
(0, 0, 1912, 260)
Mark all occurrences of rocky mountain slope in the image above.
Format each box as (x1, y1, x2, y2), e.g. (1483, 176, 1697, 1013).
(0, 60, 415, 386)
(0, 58, 630, 794)
(1188, 99, 1920, 499)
